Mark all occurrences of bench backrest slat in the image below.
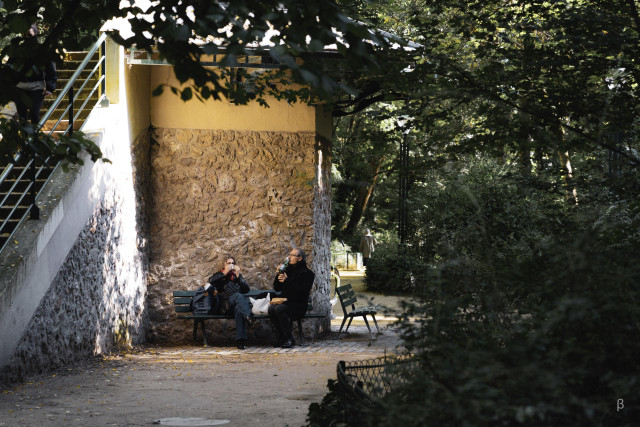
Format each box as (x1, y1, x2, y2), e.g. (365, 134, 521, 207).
(172, 290, 316, 315)
(336, 283, 358, 314)
(174, 297, 194, 305)
(174, 290, 197, 297)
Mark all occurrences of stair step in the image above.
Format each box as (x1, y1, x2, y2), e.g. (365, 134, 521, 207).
(0, 218, 22, 228)
(0, 180, 30, 193)
(43, 91, 100, 104)
(57, 68, 99, 78)
(41, 120, 85, 132)
(43, 102, 98, 111)
(42, 111, 93, 123)
(42, 95, 99, 111)
(64, 51, 99, 61)
(0, 220, 23, 244)
(49, 77, 100, 87)
(0, 205, 29, 219)
(61, 60, 99, 71)
(1, 179, 48, 192)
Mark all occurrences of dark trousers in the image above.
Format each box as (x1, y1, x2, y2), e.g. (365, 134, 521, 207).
(226, 293, 251, 341)
(16, 88, 45, 124)
(268, 303, 293, 342)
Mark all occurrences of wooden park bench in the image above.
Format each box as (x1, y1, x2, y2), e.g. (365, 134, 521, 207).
(335, 283, 381, 338)
(172, 289, 325, 346)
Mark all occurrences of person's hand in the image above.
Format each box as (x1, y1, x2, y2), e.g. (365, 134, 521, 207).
(231, 265, 240, 275)
(277, 273, 287, 282)
(44, 90, 53, 98)
(222, 264, 238, 276)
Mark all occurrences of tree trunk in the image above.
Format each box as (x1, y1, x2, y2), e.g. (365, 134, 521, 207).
(332, 116, 364, 231)
(552, 121, 578, 205)
(534, 146, 544, 173)
(343, 157, 384, 234)
(558, 150, 578, 205)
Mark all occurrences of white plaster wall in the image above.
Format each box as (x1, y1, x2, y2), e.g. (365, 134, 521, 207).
(0, 44, 151, 384)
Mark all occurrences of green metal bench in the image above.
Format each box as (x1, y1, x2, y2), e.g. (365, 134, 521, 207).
(173, 289, 324, 346)
(335, 283, 381, 338)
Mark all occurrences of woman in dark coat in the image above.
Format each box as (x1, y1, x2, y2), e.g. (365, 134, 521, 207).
(268, 247, 314, 348)
(208, 255, 253, 349)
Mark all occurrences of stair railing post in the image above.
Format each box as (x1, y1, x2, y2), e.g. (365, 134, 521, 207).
(29, 153, 40, 220)
(100, 38, 106, 97)
(68, 86, 74, 136)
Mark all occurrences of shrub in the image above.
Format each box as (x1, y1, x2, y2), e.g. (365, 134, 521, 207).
(312, 156, 640, 425)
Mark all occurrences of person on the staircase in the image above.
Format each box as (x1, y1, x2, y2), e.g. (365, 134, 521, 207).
(207, 255, 254, 349)
(15, 23, 57, 124)
(268, 248, 314, 348)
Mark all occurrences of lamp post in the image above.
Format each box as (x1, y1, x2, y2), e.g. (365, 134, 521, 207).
(396, 117, 411, 246)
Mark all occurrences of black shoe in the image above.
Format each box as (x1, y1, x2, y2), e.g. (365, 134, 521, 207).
(244, 315, 255, 326)
(237, 339, 246, 349)
(280, 338, 295, 348)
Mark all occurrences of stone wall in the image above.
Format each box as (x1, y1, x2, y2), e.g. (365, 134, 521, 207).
(0, 130, 151, 384)
(147, 128, 331, 344)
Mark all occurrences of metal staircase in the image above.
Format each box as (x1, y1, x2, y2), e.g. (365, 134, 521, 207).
(0, 33, 107, 254)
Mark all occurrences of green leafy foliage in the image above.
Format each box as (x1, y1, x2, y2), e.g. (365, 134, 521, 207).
(379, 195, 640, 425)
(315, 152, 640, 425)
(0, 119, 108, 170)
(306, 379, 379, 426)
(0, 0, 387, 165)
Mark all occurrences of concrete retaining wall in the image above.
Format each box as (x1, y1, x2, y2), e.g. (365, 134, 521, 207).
(0, 126, 151, 384)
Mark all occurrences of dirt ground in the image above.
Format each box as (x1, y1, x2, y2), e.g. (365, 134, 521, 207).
(1, 270, 411, 427)
(0, 326, 401, 427)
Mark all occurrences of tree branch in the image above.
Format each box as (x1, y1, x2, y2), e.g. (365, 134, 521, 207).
(625, 0, 640, 33)
(440, 57, 640, 167)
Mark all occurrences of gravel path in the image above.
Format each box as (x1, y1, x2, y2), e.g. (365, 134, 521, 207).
(1, 269, 411, 427)
(0, 321, 404, 427)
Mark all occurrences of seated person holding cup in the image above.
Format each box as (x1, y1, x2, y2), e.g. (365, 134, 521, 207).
(268, 248, 314, 348)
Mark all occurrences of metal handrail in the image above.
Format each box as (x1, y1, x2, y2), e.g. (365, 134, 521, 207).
(0, 33, 108, 255)
(53, 63, 106, 137)
(39, 32, 108, 130)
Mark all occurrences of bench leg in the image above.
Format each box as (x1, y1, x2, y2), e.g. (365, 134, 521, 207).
(337, 316, 349, 338)
(193, 320, 198, 344)
(201, 320, 209, 346)
(291, 319, 305, 344)
(194, 319, 208, 346)
(362, 315, 373, 337)
(343, 316, 355, 335)
(371, 314, 380, 333)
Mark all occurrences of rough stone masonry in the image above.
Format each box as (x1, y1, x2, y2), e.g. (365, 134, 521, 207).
(146, 128, 332, 344)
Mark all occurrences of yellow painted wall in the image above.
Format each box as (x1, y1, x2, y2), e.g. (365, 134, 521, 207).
(124, 59, 151, 138)
(315, 106, 333, 140)
(149, 66, 319, 133)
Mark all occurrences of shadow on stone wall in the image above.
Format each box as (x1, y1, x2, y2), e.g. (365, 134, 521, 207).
(2, 201, 148, 384)
(146, 128, 332, 345)
(0, 129, 151, 385)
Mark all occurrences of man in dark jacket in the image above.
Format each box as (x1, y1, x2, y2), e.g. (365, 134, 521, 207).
(15, 24, 57, 124)
(268, 248, 314, 348)
(208, 255, 253, 349)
